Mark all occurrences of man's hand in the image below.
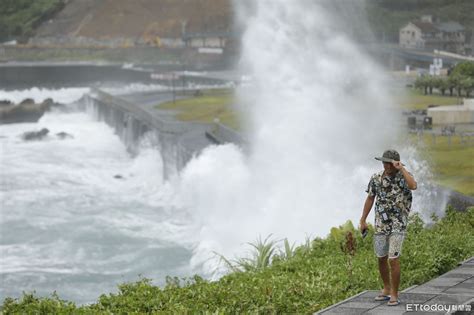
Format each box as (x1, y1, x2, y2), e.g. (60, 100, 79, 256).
(359, 220, 368, 233)
(393, 160, 418, 190)
(391, 160, 403, 170)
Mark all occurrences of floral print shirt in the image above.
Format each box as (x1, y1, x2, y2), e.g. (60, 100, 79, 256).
(366, 170, 413, 235)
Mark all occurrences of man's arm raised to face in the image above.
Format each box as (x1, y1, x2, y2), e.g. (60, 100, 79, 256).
(392, 161, 417, 190)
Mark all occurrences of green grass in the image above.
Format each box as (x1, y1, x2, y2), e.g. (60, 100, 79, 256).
(157, 89, 240, 129)
(2, 209, 473, 313)
(413, 134, 474, 196)
(160, 88, 462, 126)
(398, 89, 462, 110)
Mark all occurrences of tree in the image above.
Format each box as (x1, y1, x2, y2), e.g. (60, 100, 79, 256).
(429, 76, 437, 95)
(460, 77, 474, 98)
(414, 76, 430, 95)
(447, 75, 457, 96)
(0, 19, 8, 41)
(451, 61, 474, 78)
(433, 77, 449, 96)
(448, 74, 464, 97)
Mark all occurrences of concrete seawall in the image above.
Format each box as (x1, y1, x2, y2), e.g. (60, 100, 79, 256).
(82, 89, 217, 179)
(81, 88, 245, 179)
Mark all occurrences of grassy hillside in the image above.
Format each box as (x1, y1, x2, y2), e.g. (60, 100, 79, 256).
(2, 209, 473, 313)
(366, 0, 474, 42)
(0, 0, 64, 42)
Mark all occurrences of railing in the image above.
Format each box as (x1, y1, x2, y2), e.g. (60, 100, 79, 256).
(205, 120, 245, 146)
(409, 128, 474, 146)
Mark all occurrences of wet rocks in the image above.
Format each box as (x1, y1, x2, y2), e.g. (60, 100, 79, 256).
(0, 100, 13, 107)
(0, 98, 61, 124)
(22, 128, 50, 141)
(56, 131, 74, 139)
(20, 129, 74, 141)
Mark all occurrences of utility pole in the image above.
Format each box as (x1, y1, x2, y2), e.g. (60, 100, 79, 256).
(182, 63, 186, 95)
(172, 76, 176, 104)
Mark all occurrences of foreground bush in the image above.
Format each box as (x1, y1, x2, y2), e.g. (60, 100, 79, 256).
(2, 207, 473, 314)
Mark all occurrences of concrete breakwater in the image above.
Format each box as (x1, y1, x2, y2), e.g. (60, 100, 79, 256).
(81, 89, 244, 179)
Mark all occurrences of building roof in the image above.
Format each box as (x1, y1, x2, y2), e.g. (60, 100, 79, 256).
(411, 21, 438, 33)
(436, 22, 465, 32)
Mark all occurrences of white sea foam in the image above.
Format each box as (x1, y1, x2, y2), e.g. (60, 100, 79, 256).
(0, 106, 193, 304)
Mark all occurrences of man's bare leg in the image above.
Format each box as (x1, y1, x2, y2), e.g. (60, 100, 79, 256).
(389, 257, 400, 301)
(378, 256, 391, 295)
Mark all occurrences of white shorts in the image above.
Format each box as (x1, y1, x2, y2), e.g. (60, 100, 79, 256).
(374, 232, 406, 259)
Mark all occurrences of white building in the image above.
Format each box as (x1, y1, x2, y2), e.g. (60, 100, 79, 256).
(399, 16, 466, 54)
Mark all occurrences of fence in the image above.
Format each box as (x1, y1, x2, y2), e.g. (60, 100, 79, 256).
(410, 129, 474, 146)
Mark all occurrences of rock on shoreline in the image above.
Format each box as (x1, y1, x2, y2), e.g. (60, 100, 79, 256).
(0, 98, 62, 124)
(22, 128, 49, 141)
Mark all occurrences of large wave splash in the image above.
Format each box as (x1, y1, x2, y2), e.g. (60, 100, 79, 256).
(174, 0, 446, 277)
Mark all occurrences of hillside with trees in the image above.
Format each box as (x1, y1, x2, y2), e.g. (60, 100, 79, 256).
(0, 0, 64, 42)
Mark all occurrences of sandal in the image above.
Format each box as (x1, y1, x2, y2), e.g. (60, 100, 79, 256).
(387, 299, 401, 306)
(374, 294, 390, 301)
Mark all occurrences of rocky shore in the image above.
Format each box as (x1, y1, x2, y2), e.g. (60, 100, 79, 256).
(0, 98, 62, 124)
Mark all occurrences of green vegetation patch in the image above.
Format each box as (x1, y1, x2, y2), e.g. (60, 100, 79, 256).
(157, 89, 240, 130)
(0, 0, 64, 42)
(413, 134, 474, 196)
(2, 209, 474, 313)
(398, 88, 462, 110)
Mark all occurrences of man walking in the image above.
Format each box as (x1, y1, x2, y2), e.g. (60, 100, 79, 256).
(359, 149, 417, 306)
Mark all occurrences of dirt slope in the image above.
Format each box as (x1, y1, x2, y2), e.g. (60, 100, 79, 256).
(36, 0, 233, 39)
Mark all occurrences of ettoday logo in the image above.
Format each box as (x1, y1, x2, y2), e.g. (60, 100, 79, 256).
(406, 303, 472, 312)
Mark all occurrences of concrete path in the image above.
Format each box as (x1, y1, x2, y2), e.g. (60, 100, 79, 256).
(109, 89, 218, 155)
(118, 90, 183, 121)
(316, 257, 474, 314)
